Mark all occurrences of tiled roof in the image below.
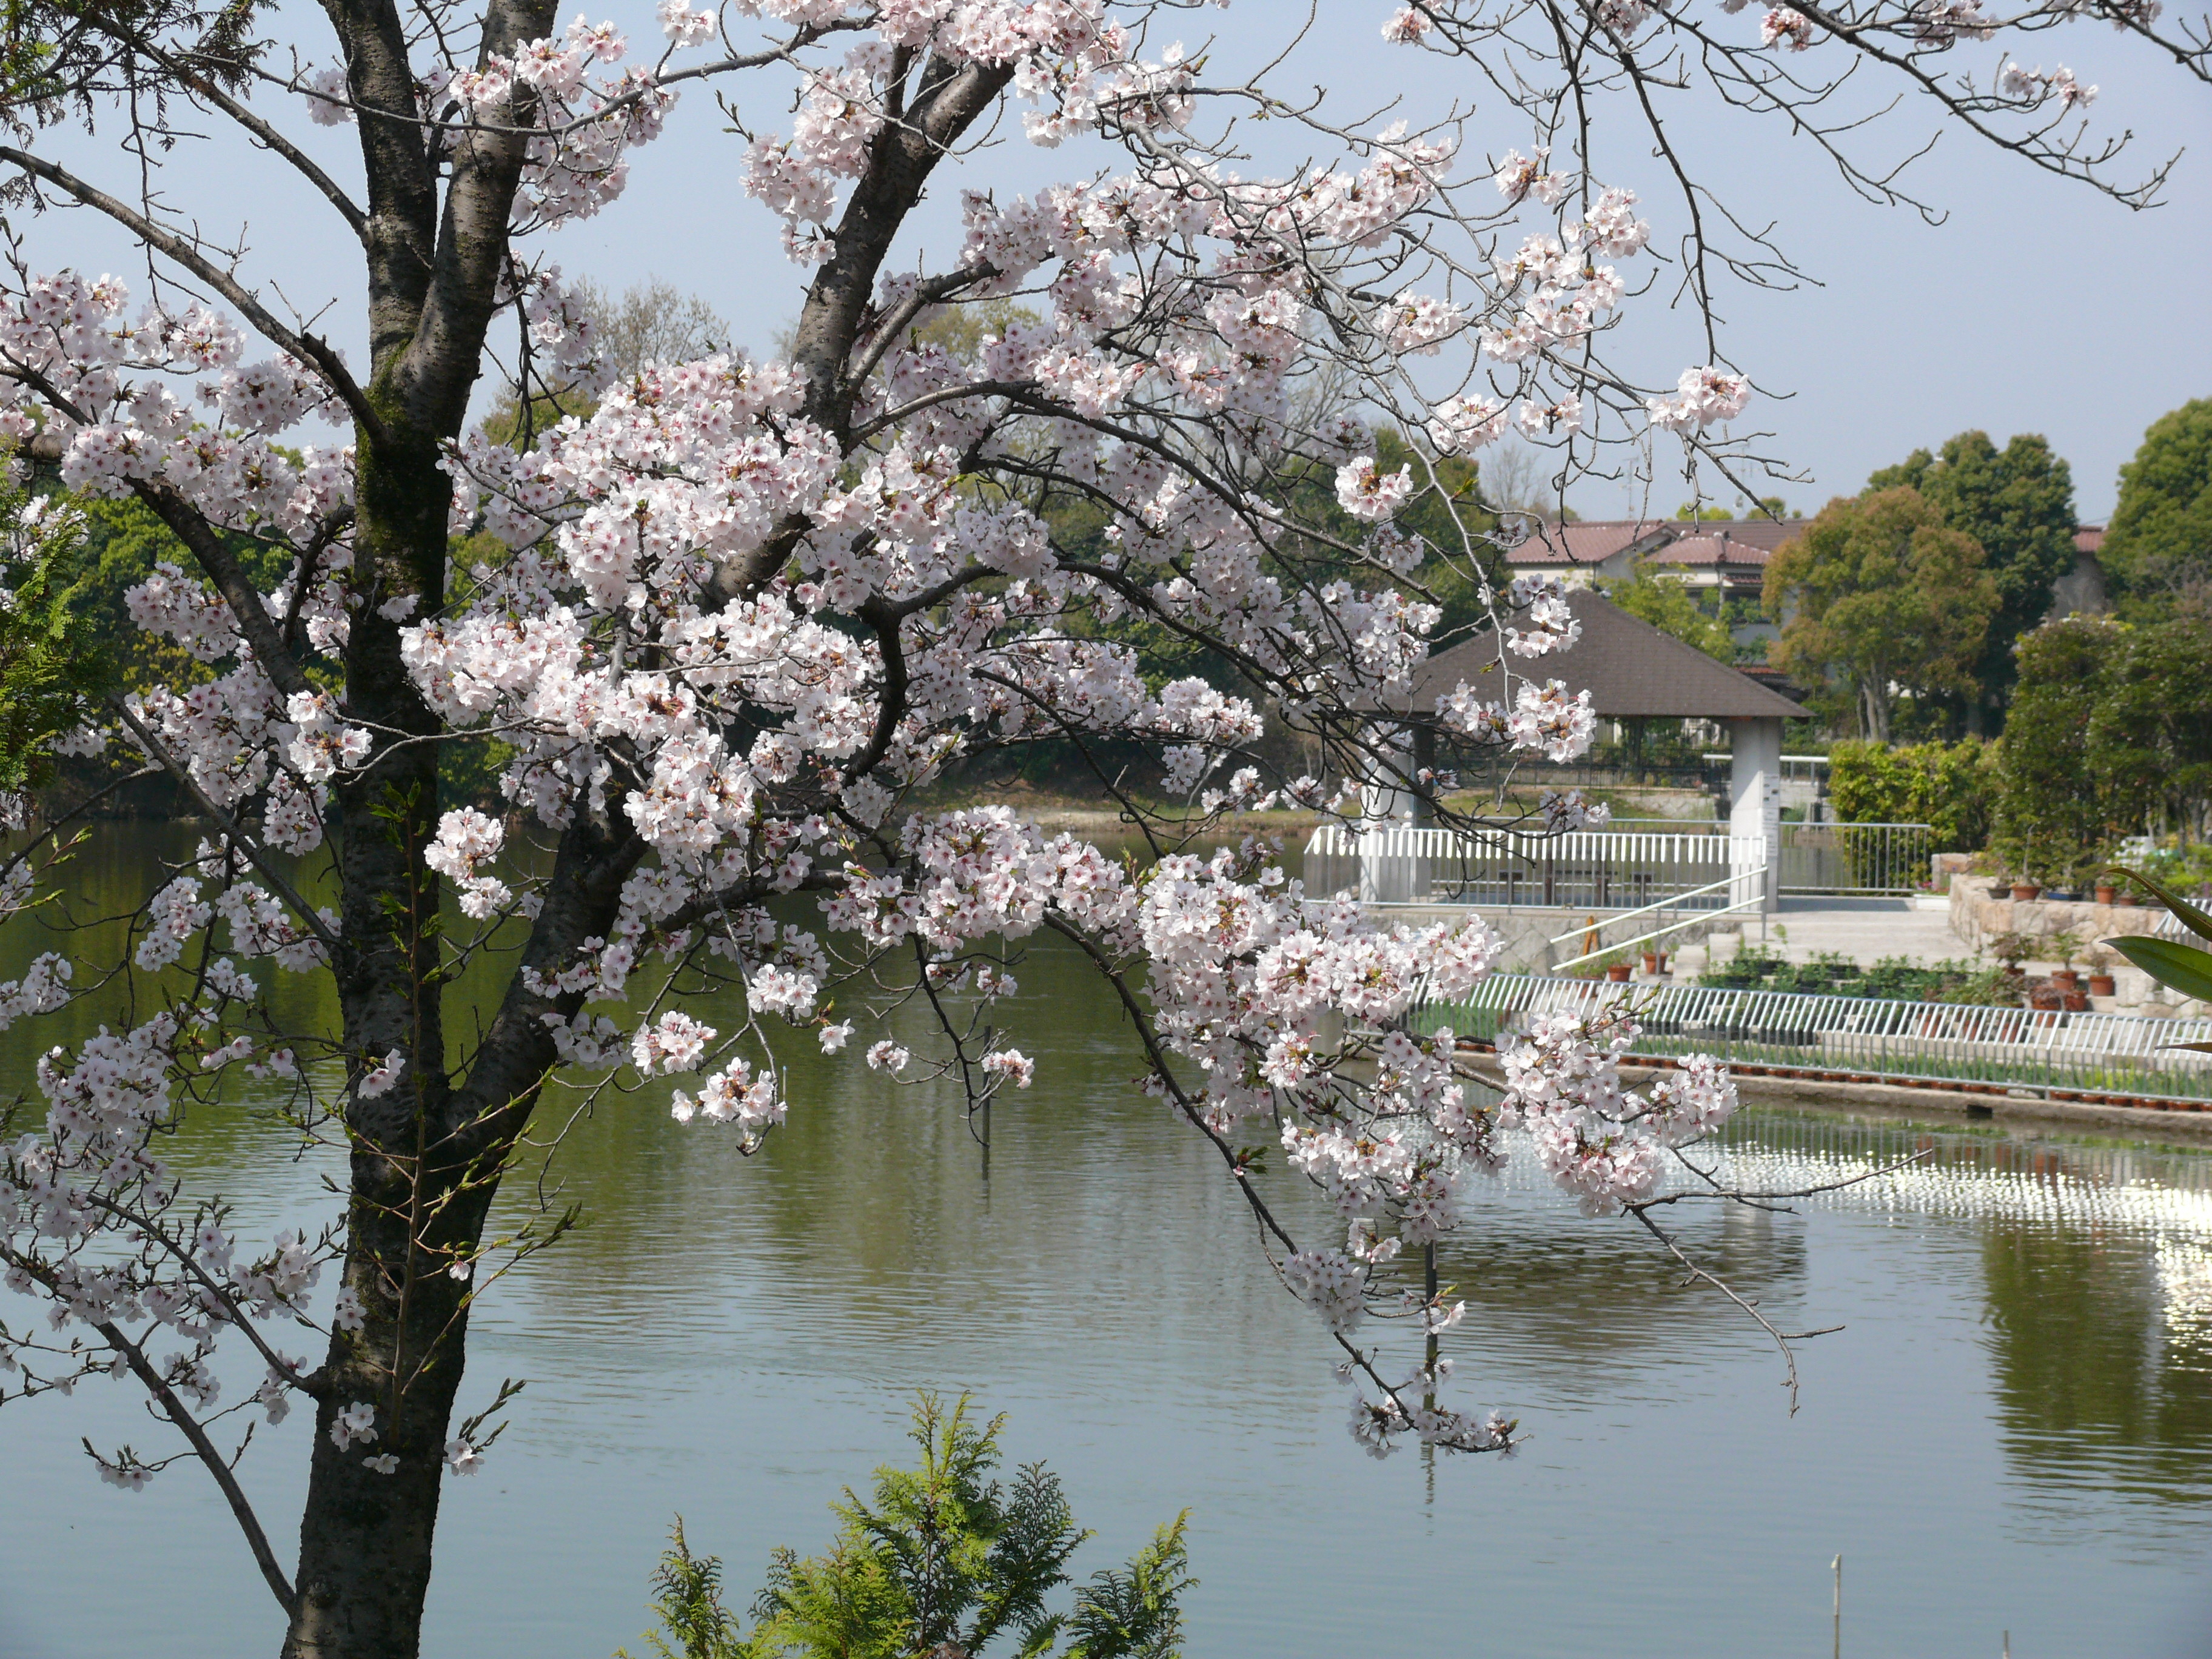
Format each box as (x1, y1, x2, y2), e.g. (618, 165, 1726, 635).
(2074, 525, 2106, 555)
(1501, 520, 1672, 566)
(1501, 517, 1805, 566)
(1392, 591, 1807, 719)
(1694, 517, 1803, 552)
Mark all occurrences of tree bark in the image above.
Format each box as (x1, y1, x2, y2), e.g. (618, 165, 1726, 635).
(279, 35, 1006, 1655)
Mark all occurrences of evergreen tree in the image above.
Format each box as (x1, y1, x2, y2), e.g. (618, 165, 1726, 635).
(2102, 399, 2212, 615)
(1867, 430, 2076, 723)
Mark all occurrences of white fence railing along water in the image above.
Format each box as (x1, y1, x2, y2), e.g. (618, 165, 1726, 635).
(1416, 974, 2212, 1105)
(1302, 820, 1936, 905)
(1303, 822, 1774, 908)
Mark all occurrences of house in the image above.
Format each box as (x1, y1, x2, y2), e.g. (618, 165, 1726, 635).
(1504, 516, 1808, 656)
(1503, 517, 1808, 601)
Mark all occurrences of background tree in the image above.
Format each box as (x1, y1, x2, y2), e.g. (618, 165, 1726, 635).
(1763, 488, 1998, 740)
(1604, 566, 1736, 660)
(2086, 620, 2212, 850)
(1996, 618, 2120, 883)
(483, 277, 732, 446)
(1867, 431, 2077, 728)
(2102, 399, 2212, 615)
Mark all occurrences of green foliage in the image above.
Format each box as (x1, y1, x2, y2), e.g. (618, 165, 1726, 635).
(2083, 617, 2212, 846)
(1764, 487, 1997, 740)
(626, 1520, 745, 1659)
(1697, 943, 1790, 988)
(1995, 617, 2116, 883)
(2105, 866, 2212, 1013)
(620, 1395, 1195, 1659)
(1867, 431, 2077, 708)
(67, 491, 294, 697)
(1827, 738, 1998, 850)
(1603, 566, 1735, 660)
(1698, 944, 2015, 1004)
(1993, 615, 2212, 883)
(0, 482, 108, 792)
(2102, 399, 2212, 613)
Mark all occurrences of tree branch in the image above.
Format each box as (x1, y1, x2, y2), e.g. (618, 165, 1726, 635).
(0, 147, 388, 445)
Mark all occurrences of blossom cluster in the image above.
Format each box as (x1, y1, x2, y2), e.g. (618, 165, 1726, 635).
(1494, 1008, 1738, 1217)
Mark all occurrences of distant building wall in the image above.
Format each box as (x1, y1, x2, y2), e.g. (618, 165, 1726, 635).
(2046, 551, 2108, 620)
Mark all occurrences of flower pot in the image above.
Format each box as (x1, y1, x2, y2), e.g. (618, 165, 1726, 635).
(2010, 883, 2041, 902)
(2095, 884, 2119, 905)
(2116, 891, 2139, 906)
(2026, 984, 2065, 1011)
(2050, 968, 2079, 991)
(1640, 951, 1666, 975)
(2088, 973, 2117, 997)
(1606, 963, 1632, 982)
(2063, 990, 2090, 1012)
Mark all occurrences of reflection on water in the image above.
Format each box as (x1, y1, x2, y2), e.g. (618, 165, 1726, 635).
(4, 828, 2212, 1658)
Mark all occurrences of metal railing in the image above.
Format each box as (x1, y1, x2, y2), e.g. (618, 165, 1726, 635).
(1304, 820, 1935, 904)
(1777, 822, 1933, 895)
(1548, 882, 1768, 973)
(1415, 974, 2212, 1104)
(1303, 823, 1770, 909)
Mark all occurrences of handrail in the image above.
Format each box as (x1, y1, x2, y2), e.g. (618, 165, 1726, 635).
(1545, 870, 1744, 945)
(1549, 891, 1766, 972)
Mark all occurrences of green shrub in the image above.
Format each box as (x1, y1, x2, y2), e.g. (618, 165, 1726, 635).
(1827, 738, 1997, 850)
(619, 1395, 1194, 1659)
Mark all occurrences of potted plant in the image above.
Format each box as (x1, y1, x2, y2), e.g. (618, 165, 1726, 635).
(2046, 929, 2083, 993)
(1604, 953, 1633, 983)
(2009, 876, 2042, 902)
(2094, 878, 2120, 905)
(1640, 947, 1668, 976)
(2085, 943, 2118, 999)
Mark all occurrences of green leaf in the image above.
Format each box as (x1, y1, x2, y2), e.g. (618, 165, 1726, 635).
(2105, 935, 2212, 1003)
(2109, 865, 2212, 945)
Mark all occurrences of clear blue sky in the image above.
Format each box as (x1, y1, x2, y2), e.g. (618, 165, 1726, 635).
(27, 0, 2210, 518)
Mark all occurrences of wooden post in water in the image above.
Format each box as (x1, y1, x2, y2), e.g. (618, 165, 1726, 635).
(1832, 1555, 1842, 1659)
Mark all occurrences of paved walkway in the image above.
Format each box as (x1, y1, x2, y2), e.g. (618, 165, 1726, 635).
(1675, 896, 1976, 976)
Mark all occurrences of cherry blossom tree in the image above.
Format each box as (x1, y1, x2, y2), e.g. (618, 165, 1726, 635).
(0, 1, 2199, 1655)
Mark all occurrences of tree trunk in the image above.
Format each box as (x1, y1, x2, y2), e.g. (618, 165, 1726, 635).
(281, 1217, 481, 1658)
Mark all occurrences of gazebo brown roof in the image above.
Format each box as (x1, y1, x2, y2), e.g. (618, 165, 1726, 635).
(1392, 590, 1806, 719)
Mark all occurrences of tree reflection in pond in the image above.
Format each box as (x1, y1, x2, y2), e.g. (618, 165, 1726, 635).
(8, 829, 2212, 1658)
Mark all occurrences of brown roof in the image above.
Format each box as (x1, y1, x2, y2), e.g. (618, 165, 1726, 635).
(1396, 591, 1806, 719)
(2074, 525, 2106, 555)
(1695, 517, 1805, 552)
(1502, 520, 1672, 566)
(1502, 517, 1805, 566)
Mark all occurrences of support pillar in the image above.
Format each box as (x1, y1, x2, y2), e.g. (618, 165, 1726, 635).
(1358, 721, 1428, 903)
(1727, 716, 1783, 914)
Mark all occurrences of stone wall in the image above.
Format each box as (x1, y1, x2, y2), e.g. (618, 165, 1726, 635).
(1947, 882, 2194, 1013)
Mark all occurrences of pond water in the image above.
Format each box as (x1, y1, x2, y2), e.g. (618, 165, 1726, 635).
(3, 828, 2211, 1658)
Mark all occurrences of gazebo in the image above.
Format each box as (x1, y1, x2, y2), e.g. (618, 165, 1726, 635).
(1364, 590, 1808, 910)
